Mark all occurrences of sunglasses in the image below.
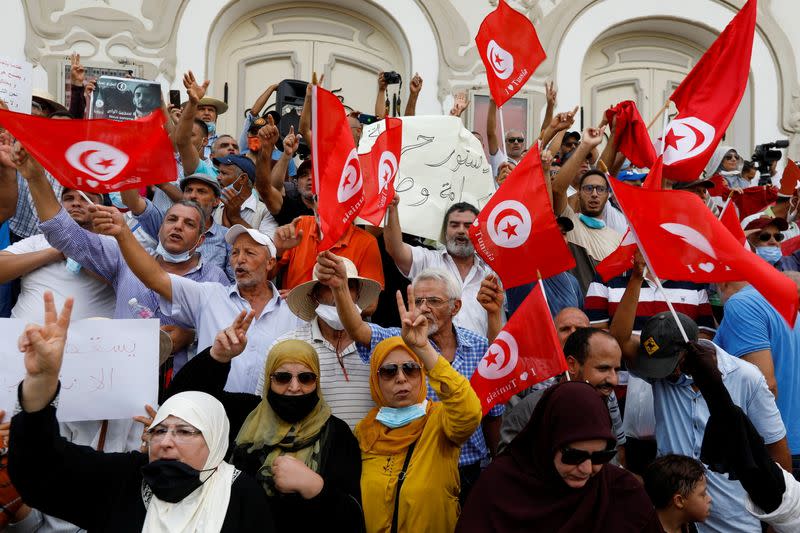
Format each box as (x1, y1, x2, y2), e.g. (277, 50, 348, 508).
(271, 371, 317, 385)
(377, 362, 422, 380)
(759, 232, 785, 242)
(506, 137, 525, 144)
(724, 153, 740, 160)
(560, 446, 618, 466)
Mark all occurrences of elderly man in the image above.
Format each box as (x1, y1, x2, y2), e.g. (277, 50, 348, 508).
(498, 327, 625, 456)
(319, 252, 503, 503)
(94, 209, 300, 394)
(743, 216, 788, 267)
(384, 197, 501, 337)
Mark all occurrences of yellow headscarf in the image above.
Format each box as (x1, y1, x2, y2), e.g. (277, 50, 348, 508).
(235, 339, 331, 495)
(355, 336, 436, 455)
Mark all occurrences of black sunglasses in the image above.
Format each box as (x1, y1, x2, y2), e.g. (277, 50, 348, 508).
(377, 362, 422, 380)
(758, 232, 785, 242)
(271, 371, 317, 385)
(506, 137, 525, 144)
(560, 446, 617, 466)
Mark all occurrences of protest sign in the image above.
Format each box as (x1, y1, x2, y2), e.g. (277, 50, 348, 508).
(90, 76, 162, 121)
(0, 55, 32, 114)
(0, 318, 159, 421)
(358, 115, 496, 242)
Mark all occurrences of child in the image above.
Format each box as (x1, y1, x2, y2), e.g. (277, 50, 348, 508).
(643, 454, 712, 533)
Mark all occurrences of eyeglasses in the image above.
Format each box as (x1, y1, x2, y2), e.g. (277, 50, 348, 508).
(271, 371, 318, 385)
(580, 184, 609, 194)
(505, 137, 525, 144)
(559, 446, 618, 466)
(413, 297, 452, 308)
(377, 362, 422, 380)
(147, 425, 203, 444)
(758, 232, 785, 242)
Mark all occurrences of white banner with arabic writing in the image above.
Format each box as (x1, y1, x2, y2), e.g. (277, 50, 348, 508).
(0, 55, 32, 114)
(0, 318, 159, 421)
(358, 115, 496, 242)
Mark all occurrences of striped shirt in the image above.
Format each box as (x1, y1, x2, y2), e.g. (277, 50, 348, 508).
(10, 171, 63, 239)
(256, 318, 374, 429)
(585, 273, 716, 333)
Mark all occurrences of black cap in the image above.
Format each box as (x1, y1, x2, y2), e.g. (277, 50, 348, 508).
(556, 216, 574, 232)
(630, 312, 699, 379)
(671, 178, 715, 191)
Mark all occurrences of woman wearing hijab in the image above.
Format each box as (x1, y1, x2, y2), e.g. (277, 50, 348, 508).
(705, 145, 750, 189)
(456, 381, 661, 532)
(8, 293, 273, 532)
(166, 310, 364, 532)
(357, 290, 482, 533)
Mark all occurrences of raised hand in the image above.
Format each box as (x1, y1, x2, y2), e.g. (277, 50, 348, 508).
(477, 274, 504, 314)
(90, 204, 128, 238)
(377, 72, 388, 91)
(283, 125, 300, 157)
(69, 52, 85, 87)
(221, 187, 246, 220)
(210, 309, 255, 363)
(541, 149, 554, 175)
(496, 162, 513, 186)
(273, 217, 304, 253)
(0, 132, 17, 169)
(19, 292, 73, 379)
(315, 250, 347, 290)
(183, 71, 209, 105)
(409, 73, 423, 95)
(397, 286, 428, 350)
(632, 249, 646, 279)
(12, 143, 45, 181)
(257, 114, 280, 150)
(549, 105, 578, 132)
(133, 404, 158, 451)
(582, 125, 606, 149)
(449, 92, 469, 117)
(545, 80, 557, 108)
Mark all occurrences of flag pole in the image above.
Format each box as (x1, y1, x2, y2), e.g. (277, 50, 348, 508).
(77, 190, 93, 204)
(498, 104, 509, 160)
(606, 177, 690, 342)
(718, 192, 734, 221)
(538, 270, 569, 381)
(647, 99, 671, 132)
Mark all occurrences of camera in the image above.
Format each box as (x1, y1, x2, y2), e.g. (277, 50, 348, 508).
(383, 71, 402, 85)
(752, 140, 789, 185)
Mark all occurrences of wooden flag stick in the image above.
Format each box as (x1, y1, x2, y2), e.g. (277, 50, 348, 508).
(498, 104, 509, 161)
(647, 99, 671, 132)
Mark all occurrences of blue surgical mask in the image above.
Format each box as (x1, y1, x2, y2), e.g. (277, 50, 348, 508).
(205, 121, 216, 137)
(65, 257, 82, 274)
(578, 213, 606, 229)
(756, 246, 782, 264)
(155, 241, 193, 263)
(108, 192, 126, 209)
(376, 401, 428, 428)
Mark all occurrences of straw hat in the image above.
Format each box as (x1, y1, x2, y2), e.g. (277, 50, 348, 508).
(197, 96, 228, 115)
(286, 257, 381, 321)
(32, 88, 68, 114)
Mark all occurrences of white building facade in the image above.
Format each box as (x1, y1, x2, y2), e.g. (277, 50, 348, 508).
(3, 0, 800, 160)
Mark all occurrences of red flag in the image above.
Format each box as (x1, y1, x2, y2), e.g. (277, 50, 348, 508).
(469, 145, 574, 288)
(780, 160, 800, 196)
(0, 109, 175, 194)
(611, 179, 798, 326)
(732, 186, 778, 219)
(471, 283, 567, 414)
(605, 101, 656, 169)
(311, 86, 364, 250)
(782, 235, 800, 257)
(358, 118, 402, 226)
(596, 229, 637, 282)
(475, 0, 545, 108)
(719, 199, 747, 246)
(659, 0, 756, 182)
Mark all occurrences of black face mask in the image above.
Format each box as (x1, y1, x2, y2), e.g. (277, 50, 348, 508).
(141, 459, 215, 503)
(267, 389, 319, 423)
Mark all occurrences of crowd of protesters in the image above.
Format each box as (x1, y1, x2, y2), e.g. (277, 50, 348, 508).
(0, 45, 799, 533)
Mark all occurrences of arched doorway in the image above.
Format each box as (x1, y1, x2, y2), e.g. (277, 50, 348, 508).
(581, 18, 753, 158)
(211, 3, 408, 136)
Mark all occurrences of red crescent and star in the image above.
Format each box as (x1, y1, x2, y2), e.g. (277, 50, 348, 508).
(78, 149, 115, 176)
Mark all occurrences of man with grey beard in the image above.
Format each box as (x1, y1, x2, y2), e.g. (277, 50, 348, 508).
(384, 197, 502, 336)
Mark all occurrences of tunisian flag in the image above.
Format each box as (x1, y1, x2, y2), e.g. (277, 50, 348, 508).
(358, 117, 402, 226)
(0, 109, 175, 194)
(471, 283, 567, 415)
(719, 199, 747, 246)
(611, 179, 798, 326)
(311, 86, 364, 250)
(475, 0, 545, 107)
(605, 101, 656, 169)
(659, 0, 756, 182)
(469, 145, 574, 288)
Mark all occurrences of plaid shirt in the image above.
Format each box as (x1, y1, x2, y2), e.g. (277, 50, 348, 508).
(358, 323, 503, 466)
(9, 171, 63, 239)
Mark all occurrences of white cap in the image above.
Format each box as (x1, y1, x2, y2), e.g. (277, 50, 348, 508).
(225, 224, 277, 257)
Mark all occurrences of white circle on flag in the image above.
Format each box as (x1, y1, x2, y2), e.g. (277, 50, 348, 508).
(486, 199, 532, 248)
(486, 40, 515, 80)
(478, 331, 519, 380)
(337, 148, 363, 202)
(377, 151, 398, 192)
(659, 117, 716, 165)
(64, 141, 129, 181)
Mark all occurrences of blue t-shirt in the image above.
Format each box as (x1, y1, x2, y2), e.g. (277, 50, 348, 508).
(715, 286, 800, 453)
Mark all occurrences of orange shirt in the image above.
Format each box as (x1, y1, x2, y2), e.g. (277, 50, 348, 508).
(278, 216, 385, 290)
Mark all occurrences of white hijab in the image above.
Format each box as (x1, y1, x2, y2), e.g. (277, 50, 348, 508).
(142, 391, 236, 533)
(704, 145, 738, 178)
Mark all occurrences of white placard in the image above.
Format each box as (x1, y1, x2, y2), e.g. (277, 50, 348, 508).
(0, 56, 32, 114)
(0, 319, 159, 422)
(358, 115, 496, 242)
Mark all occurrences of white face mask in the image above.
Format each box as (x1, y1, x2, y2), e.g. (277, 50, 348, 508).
(315, 303, 360, 331)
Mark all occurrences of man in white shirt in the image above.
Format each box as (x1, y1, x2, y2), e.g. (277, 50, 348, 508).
(383, 197, 501, 337)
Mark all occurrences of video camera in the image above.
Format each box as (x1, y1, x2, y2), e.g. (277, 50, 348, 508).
(752, 139, 789, 185)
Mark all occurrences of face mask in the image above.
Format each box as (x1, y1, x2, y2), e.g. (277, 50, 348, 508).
(204, 121, 216, 137)
(267, 389, 319, 423)
(155, 242, 194, 263)
(376, 400, 428, 429)
(315, 303, 360, 331)
(223, 174, 247, 196)
(756, 246, 782, 264)
(247, 136, 261, 153)
(578, 213, 606, 229)
(141, 459, 216, 503)
(65, 257, 82, 274)
(108, 191, 126, 209)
